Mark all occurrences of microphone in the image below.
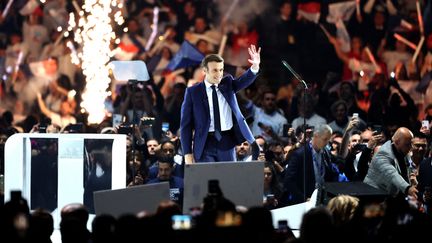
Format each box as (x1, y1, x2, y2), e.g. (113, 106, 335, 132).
(281, 60, 308, 89)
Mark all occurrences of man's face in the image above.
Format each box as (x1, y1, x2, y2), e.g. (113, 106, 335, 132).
(255, 138, 265, 149)
(339, 83, 353, 100)
(262, 93, 277, 113)
(128, 20, 139, 33)
(204, 61, 224, 84)
(280, 3, 292, 17)
(312, 131, 332, 151)
(44, 58, 58, 76)
(158, 163, 172, 181)
(361, 130, 373, 144)
(270, 145, 284, 162)
(283, 145, 292, 158)
(147, 140, 159, 155)
(194, 17, 207, 33)
(395, 136, 413, 156)
(349, 134, 361, 150)
(236, 142, 251, 158)
(60, 100, 74, 116)
(334, 104, 347, 121)
(411, 137, 427, 158)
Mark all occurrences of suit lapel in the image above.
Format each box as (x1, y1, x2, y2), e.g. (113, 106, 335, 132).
(198, 82, 210, 119)
(393, 158, 401, 174)
(218, 81, 235, 111)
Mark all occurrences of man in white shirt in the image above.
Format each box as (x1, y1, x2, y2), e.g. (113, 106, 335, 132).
(180, 45, 261, 163)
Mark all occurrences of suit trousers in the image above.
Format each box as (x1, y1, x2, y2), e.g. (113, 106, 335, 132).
(197, 130, 236, 162)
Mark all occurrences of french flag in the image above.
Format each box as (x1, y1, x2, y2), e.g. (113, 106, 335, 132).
(114, 42, 139, 61)
(297, 1, 321, 23)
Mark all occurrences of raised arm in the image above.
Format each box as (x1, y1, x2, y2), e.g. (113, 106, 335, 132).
(232, 45, 262, 92)
(36, 92, 53, 118)
(339, 117, 360, 159)
(329, 36, 351, 64)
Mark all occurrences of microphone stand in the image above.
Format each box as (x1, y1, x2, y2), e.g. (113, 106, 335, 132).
(281, 60, 308, 202)
(129, 79, 138, 186)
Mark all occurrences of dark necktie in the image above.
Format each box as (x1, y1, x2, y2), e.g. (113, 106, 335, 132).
(211, 85, 222, 141)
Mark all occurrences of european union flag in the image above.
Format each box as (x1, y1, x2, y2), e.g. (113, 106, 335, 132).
(166, 41, 204, 71)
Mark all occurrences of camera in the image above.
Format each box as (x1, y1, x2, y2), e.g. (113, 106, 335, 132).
(266, 194, 275, 203)
(64, 123, 83, 133)
(140, 116, 155, 126)
(38, 125, 47, 133)
(117, 124, 134, 135)
(39, 118, 51, 133)
(353, 143, 367, 152)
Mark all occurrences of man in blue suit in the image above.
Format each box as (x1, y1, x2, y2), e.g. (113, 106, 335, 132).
(283, 124, 340, 205)
(180, 45, 261, 163)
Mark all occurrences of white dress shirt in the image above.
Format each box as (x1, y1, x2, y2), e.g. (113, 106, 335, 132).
(204, 80, 233, 132)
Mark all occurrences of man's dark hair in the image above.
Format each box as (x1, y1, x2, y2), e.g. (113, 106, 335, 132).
(260, 86, 276, 97)
(351, 130, 362, 136)
(157, 154, 174, 166)
(332, 131, 343, 138)
(201, 54, 224, 69)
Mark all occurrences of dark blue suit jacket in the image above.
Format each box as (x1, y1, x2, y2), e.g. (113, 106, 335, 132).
(283, 144, 339, 205)
(180, 69, 257, 161)
(147, 176, 184, 206)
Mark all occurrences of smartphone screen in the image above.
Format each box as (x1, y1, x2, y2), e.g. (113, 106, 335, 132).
(422, 120, 430, 129)
(172, 215, 192, 230)
(162, 122, 170, 132)
(372, 125, 382, 134)
(278, 220, 288, 230)
(112, 114, 123, 128)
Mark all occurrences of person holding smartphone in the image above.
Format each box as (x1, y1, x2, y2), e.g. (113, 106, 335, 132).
(263, 162, 283, 209)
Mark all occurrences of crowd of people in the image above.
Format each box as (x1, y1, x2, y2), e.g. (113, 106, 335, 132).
(2, 179, 432, 243)
(1, 0, 432, 242)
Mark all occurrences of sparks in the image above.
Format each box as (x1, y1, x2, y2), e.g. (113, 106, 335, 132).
(71, 0, 124, 124)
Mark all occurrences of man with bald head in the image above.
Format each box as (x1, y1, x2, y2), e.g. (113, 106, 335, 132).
(364, 127, 418, 199)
